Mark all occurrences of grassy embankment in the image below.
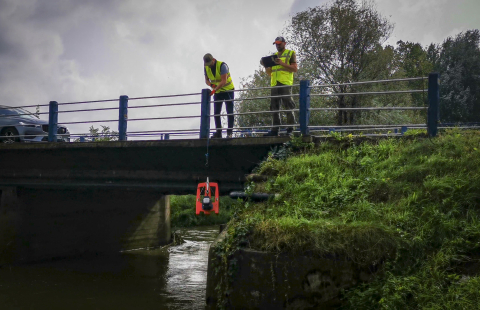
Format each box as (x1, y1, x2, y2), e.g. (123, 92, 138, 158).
(215, 130, 480, 309)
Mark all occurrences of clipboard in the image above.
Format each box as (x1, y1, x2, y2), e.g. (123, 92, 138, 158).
(261, 55, 278, 68)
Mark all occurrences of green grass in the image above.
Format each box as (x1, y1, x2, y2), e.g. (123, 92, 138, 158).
(170, 195, 241, 228)
(217, 129, 480, 309)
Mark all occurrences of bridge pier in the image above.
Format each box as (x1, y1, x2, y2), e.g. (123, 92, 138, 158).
(0, 187, 170, 265)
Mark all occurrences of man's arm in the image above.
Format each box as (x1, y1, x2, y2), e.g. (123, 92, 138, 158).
(260, 58, 272, 76)
(214, 73, 227, 92)
(205, 76, 213, 87)
(212, 63, 229, 92)
(274, 54, 298, 73)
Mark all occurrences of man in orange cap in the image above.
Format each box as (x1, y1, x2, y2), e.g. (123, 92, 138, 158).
(261, 36, 298, 136)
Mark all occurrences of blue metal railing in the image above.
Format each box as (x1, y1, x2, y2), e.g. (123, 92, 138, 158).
(0, 73, 442, 142)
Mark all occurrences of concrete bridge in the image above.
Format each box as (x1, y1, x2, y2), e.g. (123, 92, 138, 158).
(0, 137, 290, 264)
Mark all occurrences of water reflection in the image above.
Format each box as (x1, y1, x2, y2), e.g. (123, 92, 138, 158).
(0, 226, 218, 310)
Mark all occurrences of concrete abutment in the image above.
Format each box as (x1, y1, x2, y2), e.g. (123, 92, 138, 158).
(205, 230, 380, 309)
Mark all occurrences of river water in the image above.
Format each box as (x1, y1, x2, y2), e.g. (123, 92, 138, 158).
(0, 226, 219, 310)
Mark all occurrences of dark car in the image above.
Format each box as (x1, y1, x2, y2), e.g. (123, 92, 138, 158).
(0, 105, 70, 143)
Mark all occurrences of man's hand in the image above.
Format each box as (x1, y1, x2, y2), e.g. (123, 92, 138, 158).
(265, 67, 272, 77)
(210, 84, 217, 96)
(274, 58, 285, 66)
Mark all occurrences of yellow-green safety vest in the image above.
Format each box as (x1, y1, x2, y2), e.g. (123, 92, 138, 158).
(205, 61, 234, 93)
(271, 49, 295, 86)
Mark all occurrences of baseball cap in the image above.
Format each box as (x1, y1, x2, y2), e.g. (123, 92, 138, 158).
(273, 36, 286, 45)
(203, 53, 214, 66)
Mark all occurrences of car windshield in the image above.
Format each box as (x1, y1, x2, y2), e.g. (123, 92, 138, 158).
(0, 107, 38, 119)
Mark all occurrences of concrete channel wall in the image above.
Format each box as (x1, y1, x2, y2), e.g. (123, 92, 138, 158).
(0, 187, 170, 265)
(205, 230, 380, 309)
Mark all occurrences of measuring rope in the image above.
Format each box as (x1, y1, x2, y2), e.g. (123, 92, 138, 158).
(205, 133, 210, 167)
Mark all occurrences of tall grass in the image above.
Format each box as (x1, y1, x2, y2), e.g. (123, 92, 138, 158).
(222, 129, 480, 308)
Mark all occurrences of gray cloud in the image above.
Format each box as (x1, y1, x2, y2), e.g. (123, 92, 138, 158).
(290, 0, 328, 15)
(376, 0, 480, 46)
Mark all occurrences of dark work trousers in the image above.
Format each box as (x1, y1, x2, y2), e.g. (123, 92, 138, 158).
(213, 91, 235, 135)
(270, 82, 296, 133)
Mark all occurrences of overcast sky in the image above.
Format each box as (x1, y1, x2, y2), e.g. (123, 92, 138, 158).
(1, 0, 479, 139)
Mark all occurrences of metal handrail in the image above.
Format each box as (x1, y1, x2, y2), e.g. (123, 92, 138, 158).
(310, 123, 426, 129)
(309, 107, 428, 111)
(309, 77, 426, 89)
(0, 75, 441, 142)
(310, 89, 425, 97)
(212, 109, 299, 118)
(211, 93, 299, 104)
(233, 84, 300, 92)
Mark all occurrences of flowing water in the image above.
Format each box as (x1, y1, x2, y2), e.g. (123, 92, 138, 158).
(0, 226, 219, 310)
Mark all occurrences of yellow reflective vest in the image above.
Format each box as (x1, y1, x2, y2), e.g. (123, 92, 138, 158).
(271, 49, 295, 86)
(205, 61, 234, 93)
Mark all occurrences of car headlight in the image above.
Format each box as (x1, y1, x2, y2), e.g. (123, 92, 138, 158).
(19, 122, 41, 128)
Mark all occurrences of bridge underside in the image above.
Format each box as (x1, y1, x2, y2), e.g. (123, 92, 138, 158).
(0, 137, 296, 264)
(0, 137, 291, 195)
(0, 186, 171, 264)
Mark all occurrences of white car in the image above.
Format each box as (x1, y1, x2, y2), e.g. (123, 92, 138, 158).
(0, 105, 70, 143)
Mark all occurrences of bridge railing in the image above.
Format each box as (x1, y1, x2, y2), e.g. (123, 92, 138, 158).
(1, 73, 440, 142)
(53, 92, 203, 142)
(0, 92, 204, 142)
(214, 73, 439, 138)
(305, 76, 432, 136)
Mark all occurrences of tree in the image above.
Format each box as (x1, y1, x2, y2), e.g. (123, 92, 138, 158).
(286, 0, 394, 125)
(395, 41, 433, 78)
(428, 30, 480, 123)
(237, 0, 432, 131)
(393, 40, 434, 114)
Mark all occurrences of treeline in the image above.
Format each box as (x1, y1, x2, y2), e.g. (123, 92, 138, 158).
(237, 0, 480, 128)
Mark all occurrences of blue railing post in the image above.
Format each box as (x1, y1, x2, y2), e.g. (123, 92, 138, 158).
(200, 89, 211, 139)
(48, 101, 58, 142)
(299, 80, 311, 136)
(427, 72, 440, 137)
(119, 95, 128, 141)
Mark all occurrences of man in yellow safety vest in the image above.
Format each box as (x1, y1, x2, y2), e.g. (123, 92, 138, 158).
(261, 36, 298, 136)
(204, 53, 235, 138)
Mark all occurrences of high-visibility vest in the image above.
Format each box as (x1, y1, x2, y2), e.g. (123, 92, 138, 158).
(205, 61, 234, 92)
(271, 49, 295, 86)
